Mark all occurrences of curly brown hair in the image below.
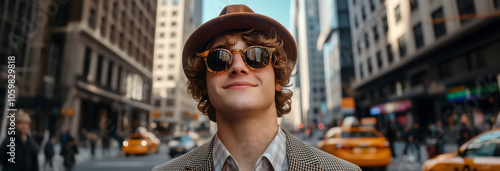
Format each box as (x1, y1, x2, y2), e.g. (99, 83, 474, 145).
(185, 29, 295, 122)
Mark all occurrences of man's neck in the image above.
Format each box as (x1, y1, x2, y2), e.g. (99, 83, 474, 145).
(215, 109, 279, 171)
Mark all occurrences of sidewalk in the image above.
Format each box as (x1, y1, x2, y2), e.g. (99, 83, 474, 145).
(38, 144, 122, 171)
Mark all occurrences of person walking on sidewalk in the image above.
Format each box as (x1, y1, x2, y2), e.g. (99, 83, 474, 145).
(403, 123, 423, 162)
(44, 137, 55, 169)
(153, 4, 361, 171)
(61, 136, 79, 171)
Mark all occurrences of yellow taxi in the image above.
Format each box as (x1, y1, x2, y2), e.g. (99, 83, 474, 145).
(122, 132, 161, 155)
(317, 126, 392, 169)
(422, 128, 500, 171)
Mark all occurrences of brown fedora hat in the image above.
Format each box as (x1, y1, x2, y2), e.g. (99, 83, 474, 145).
(182, 4, 297, 76)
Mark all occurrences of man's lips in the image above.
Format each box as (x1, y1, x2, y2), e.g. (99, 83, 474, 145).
(223, 81, 257, 89)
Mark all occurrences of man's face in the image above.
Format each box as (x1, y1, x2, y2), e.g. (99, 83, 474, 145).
(206, 35, 281, 116)
(16, 121, 30, 135)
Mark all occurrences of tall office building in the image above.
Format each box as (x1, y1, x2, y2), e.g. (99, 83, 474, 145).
(7, 0, 158, 138)
(0, 0, 37, 139)
(152, 0, 203, 134)
(350, 0, 500, 127)
(317, 0, 355, 126)
(290, 0, 326, 128)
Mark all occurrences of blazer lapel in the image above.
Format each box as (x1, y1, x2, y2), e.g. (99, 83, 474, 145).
(283, 129, 324, 171)
(185, 136, 215, 171)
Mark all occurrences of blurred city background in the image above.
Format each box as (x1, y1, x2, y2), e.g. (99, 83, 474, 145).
(0, 0, 499, 170)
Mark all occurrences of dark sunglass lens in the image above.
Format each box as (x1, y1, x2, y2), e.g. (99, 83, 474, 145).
(245, 47, 270, 69)
(207, 50, 232, 72)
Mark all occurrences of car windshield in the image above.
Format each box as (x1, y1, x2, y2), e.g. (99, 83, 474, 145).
(341, 131, 378, 138)
(465, 130, 500, 157)
(131, 136, 146, 140)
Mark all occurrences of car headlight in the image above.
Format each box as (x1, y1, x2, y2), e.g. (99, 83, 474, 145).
(123, 141, 129, 147)
(141, 140, 147, 146)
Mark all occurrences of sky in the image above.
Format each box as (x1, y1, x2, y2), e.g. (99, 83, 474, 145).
(202, 0, 291, 31)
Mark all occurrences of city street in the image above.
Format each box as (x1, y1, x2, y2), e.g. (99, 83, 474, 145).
(73, 152, 169, 171)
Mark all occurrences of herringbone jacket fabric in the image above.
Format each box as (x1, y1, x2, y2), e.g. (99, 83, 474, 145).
(152, 129, 361, 171)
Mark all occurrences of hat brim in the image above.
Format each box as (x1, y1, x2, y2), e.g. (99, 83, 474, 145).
(182, 12, 297, 76)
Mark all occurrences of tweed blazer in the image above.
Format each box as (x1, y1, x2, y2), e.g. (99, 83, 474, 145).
(152, 129, 361, 171)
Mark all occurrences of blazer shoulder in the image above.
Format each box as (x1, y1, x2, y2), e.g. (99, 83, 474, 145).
(306, 142, 361, 171)
(152, 141, 211, 171)
(285, 132, 361, 171)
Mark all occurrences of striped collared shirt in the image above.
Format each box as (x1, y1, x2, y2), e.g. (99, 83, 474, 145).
(212, 128, 288, 171)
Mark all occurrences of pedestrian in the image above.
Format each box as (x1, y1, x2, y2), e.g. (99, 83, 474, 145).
(44, 137, 56, 169)
(89, 132, 97, 158)
(60, 127, 71, 151)
(102, 133, 111, 156)
(0, 113, 39, 171)
(153, 4, 361, 171)
(403, 123, 422, 162)
(385, 124, 397, 158)
(61, 136, 79, 171)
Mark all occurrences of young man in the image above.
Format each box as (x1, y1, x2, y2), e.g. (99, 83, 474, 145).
(153, 5, 361, 171)
(0, 113, 39, 171)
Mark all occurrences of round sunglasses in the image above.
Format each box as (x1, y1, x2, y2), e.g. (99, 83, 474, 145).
(199, 46, 275, 73)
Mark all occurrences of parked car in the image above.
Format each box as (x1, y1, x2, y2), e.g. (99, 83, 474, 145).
(422, 128, 500, 171)
(317, 126, 392, 170)
(122, 132, 160, 155)
(168, 135, 197, 158)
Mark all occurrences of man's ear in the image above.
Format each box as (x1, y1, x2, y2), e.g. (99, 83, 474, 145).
(275, 83, 282, 92)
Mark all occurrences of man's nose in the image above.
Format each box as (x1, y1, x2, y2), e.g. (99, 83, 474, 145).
(228, 52, 249, 75)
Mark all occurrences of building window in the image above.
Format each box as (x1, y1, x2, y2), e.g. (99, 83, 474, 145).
(359, 63, 364, 79)
(457, 0, 476, 25)
(438, 61, 454, 78)
(167, 88, 175, 94)
(376, 51, 382, 69)
(172, 11, 177, 16)
(160, 33, 164, 38)
(395, 5, 401, 22)
(117, 67, 122, 91)
(158, 54, 163, 59)
(387, 45, 394, 63)
(382, 15, 388, 33)
(365, 33, 370, 48)
(112, 2, 117, 17)
(373, 25, 379, 41)
(171, 32, 176, 38)
(161, 11, 166, 16)
(107, 61, 113, 87)
(413, 23, 424, 49)
(173, 0, 178, 5)
(432, 8, 447, 39)
(158, 64, 163, 69)
(354, 16, 359, 28)
(96, 55, 104, 84)
(157, 77, 162, 81)
(129, 20, 133, 34)
(160, 22, 165, 27)
(171, 22, 177, 26)
(121, 11, 126, 26)
(467, 50, 487, 70)
(410, 0, 418, 11)
(119, 33, 124, 48)
(168, 64, 174, 69)
(168, 75, 174, 80)
(83, 47, 92, 80)
(370, 0, 376, 11)
(170, 54, 175, 59)
(368, 58, 373, 74)
(167, 99, 175, 106)
(398, 36, 406, 57)
(162, 0, 167, 5)
(361, 7, 367, 21)
(357, 40, 362, 54)
(155, 99, 161, 107)
(109, 25, 115, 42)
(88, 9, 96, 29)
(170, 43, 175, 48)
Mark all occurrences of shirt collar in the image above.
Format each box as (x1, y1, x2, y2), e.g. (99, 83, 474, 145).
(212, 127, 288, 171)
